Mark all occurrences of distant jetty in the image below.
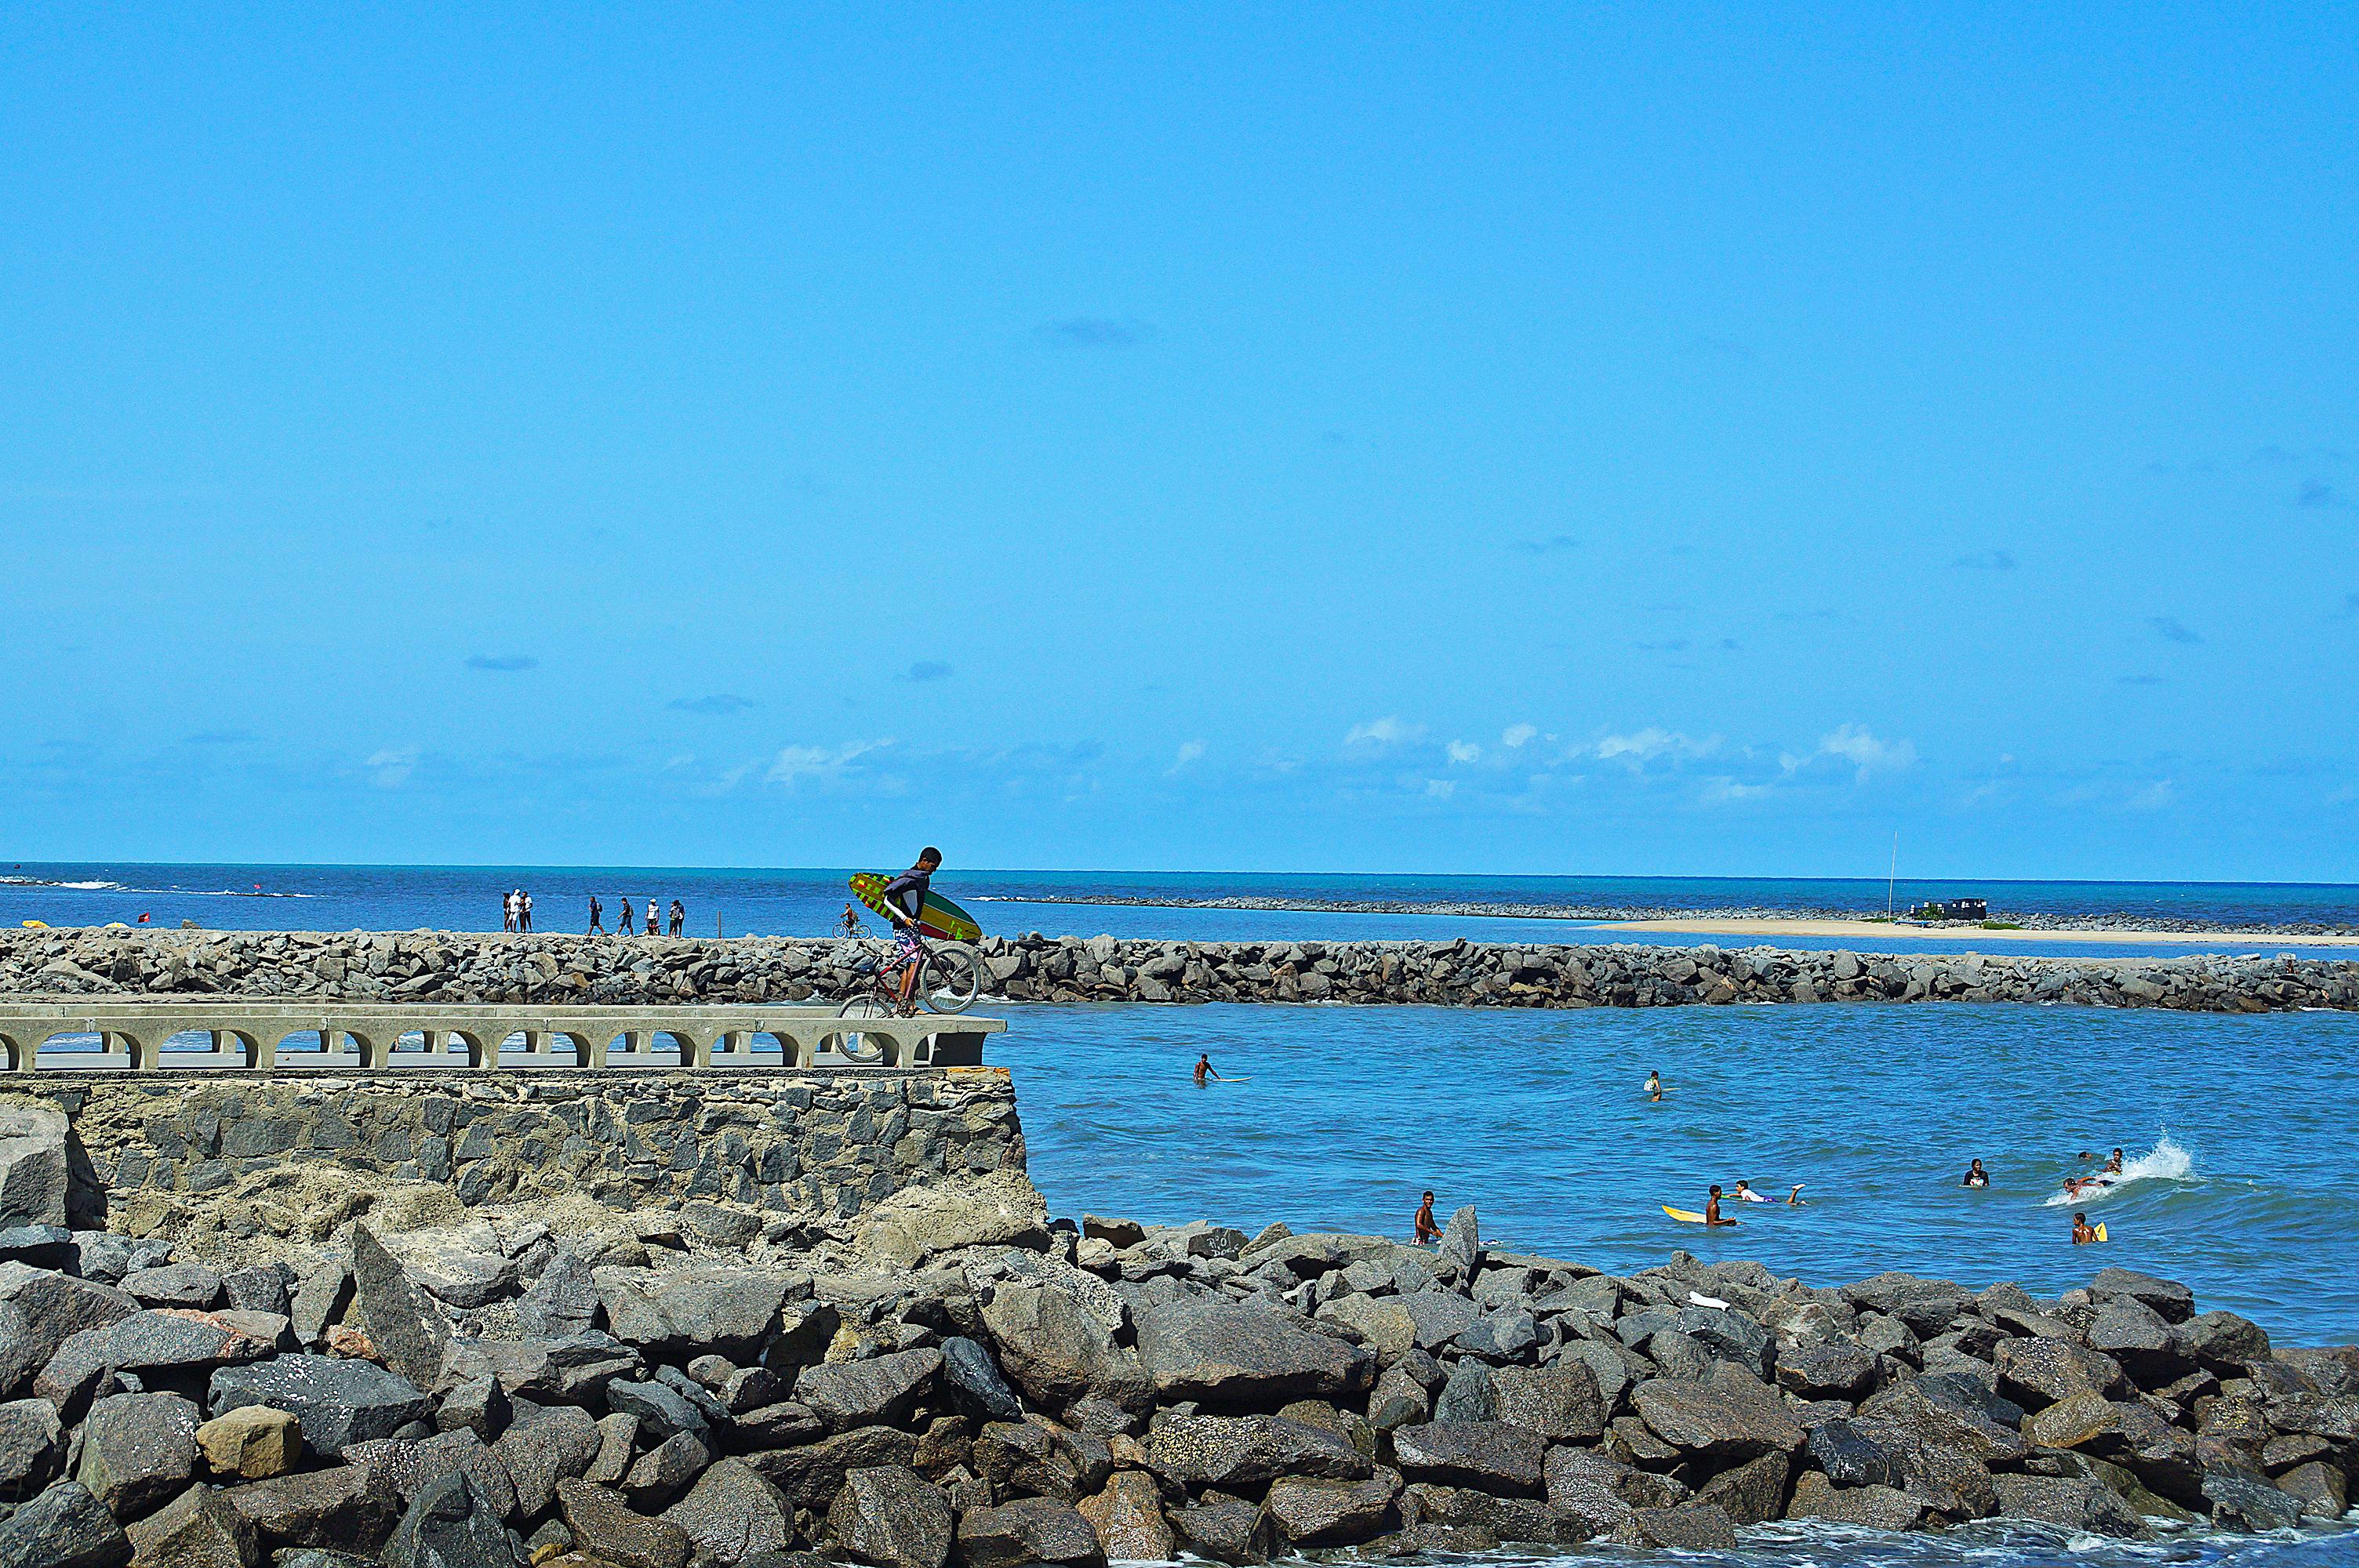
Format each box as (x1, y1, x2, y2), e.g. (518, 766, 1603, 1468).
(5, 928, 2354, 1014)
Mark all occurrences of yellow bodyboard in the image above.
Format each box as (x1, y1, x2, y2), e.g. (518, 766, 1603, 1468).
(1663, 1205, 1707, 1223)
(2094, 1222, 2109, 1243)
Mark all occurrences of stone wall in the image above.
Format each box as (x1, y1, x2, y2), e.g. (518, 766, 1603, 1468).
(9, 1066, 1025, 1227)
(3, 927, 2354, 1013)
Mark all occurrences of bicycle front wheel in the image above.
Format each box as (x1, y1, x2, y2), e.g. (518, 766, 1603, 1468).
(921, 946, 984, 1014)
(831, 996, 891, 1064)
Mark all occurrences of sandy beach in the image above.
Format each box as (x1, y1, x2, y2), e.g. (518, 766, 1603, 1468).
(1590, 916, 2359, 948)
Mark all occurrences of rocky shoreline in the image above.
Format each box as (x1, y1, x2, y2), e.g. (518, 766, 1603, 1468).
(0, 1121, 2346, 1568)
(980, 895, 2359, 938)
(6, 928, 2355, 1014)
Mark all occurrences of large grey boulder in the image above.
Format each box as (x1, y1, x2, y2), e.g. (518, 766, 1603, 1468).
(351, 1227, 452, 1393)
(957, 1497, 1107, 1568)
(1993, 1337, 2125, 1409)
(1631, 1363, 1805, 1459)
(210, 1355, 427, 1457)
(1784, 1472, 1932, 1530)
(1261, 1474, 1400, 1547)
(606, 1378, 711, 1445)
(1805, 1419, 1900, 1489)
(793, 1348, 943, 1432)
(380, 1232, 519, 1312)
(122, 1483, 258, 1568)
(594, 1266, 788, 1354)
(0, 1479, 130, 1568)
(0, 1265, 136, 1396)
(1990, 1474, 2152, 1539)
(1430, 1359, 1493, 1423)
(515, 1250, 599, 1338)
(1396, 1292, 1483, 1354)
(1773, 1339, 1875, 1401)
(1168, 1495, 1276, 1565)
(1389, 1421, 1546, 1496)
(1607, 1503, 1738, 1549)
(1673, 1306, 1772, 1378)
(2200, 1471, 2304, 1532)
(490, 1399, 601, 1517)
(2088, 1267, 2194, 1324)
(0, 1104, 71, 1231)
(1491, 1363, 1605, 1442)
(1143, 1413, 1369, 1490)
(827, 1465, 953, 1568)
(661, 1459, 794, 1566)
(746, 1427, 921, 1510)
(1438, 1207, 1481, 1281)
(854, 1173, 1049, 1269)
(1314, 1295, 1417, 1362)
(1134, 1297, 1361, 1408)
(1838, 1273, 1972, 1338)
(219, 1463, 396, 1550)
(36, 1309, 266, 1409)
(77, 1391, 199, 1520)
(980, 1285, 1142, 1410)
(122, 1262, 224, 1309)
(342, 1430, 519, 1524)
(0, 1396, 61, 1494)
(556, 1479, 691, 1568)
(1695, 1450, 1790, 1525)
(380, 1473, 526, 1568)
(2183, 1312, 2271, 1371)
(1542, 1446, 1685, 1534)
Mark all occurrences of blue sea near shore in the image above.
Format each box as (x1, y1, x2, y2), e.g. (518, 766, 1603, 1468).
(4, 863, 2358, 957)
(1006, 1000, 2359, 1348)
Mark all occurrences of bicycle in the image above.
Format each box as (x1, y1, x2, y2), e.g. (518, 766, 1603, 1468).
(831, 926, 985, 1063)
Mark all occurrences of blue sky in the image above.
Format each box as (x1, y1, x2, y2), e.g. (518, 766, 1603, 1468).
(2, 5, 2353, 880)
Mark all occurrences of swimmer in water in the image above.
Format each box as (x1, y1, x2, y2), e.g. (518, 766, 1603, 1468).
(2072, 1211, 2100, 1246)
(1703, 1185, 1739, 1227)
(1787, 1184, 1807, 1206)
(1645, 1069, 1662, 1102)
(1962, 1158, 1989, 1189)
(1193, 1054, 1222, 1086)
(2103, 1147, 2125, 1175)
(1732, 1180, 1772, 1203)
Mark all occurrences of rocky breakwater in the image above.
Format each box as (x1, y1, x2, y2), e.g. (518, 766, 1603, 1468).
(7, 927, 2357, 1014)
(0, 1161, 2346, 1567)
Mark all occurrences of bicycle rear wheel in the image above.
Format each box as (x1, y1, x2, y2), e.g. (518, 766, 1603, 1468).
(921, 946, 984, 1014)
(831, 996, 890, 1064)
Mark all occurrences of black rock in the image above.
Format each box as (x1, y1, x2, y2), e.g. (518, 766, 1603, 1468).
(75, 1391, 199, 1521)
(0, 1479, 130, 1568)
(826, 1465, 953, 1568)
(1389, 1421, 1547, 1496)
(557, 1479, 692, 1568)
(210, 1355, 427, 1457)
(792, 1348, 942, 1432)
(940, 1336, 1022, 1423)
(956, 1497, 1107, 1568)
(662, 1457, 796, 1566)
(381, 1473, 527, 1568)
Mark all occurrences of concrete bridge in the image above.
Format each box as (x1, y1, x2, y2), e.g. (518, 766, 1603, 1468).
(0, 997, 1005, 1073)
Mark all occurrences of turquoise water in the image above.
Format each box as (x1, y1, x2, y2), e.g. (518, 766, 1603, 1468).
(1005, 1001, 2359, 1348)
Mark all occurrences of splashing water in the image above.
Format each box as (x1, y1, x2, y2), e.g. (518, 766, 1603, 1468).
(2043, 1132, 2197, 1206)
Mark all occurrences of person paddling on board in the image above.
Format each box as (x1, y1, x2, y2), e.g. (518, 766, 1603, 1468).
(1703, 1185, 1739, 1227)
(1194, 1053, 1223, 1086)
(1732, 1180, 1772, 1203)
(1414, 1191, 1441, 1245)
(882, 848, 943, 1014)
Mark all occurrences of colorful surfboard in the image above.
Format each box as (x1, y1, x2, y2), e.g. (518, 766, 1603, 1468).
(849, 873, 983, 944)
(1664, 1206, 1737, 1225)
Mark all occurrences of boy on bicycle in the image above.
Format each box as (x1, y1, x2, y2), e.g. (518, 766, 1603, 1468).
(883, 848, 943, 1014)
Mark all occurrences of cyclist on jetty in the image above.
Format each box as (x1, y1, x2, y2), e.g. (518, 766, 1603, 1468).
(882, 848, 943, 1014)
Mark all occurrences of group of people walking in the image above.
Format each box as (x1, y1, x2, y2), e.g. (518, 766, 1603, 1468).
(586, 895, 685, 937)
(500, 889, 685, 935)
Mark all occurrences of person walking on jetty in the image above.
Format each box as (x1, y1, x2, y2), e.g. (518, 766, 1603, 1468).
(881, 848, 943, 1014)
(645, 900, 660, 936)
(519, 890, 533, 933)
(587, 895, 603, 935)
(668, 898, 685, 937)
(616, 898, 634, 937)
(502, 889, 518, 931)
(1414, 1191, 1441, 1245)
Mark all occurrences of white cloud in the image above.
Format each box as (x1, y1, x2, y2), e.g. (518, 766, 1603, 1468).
(1446, 740, 1482, 764)
(1166, 739, 1205, 776)
(765, 739, 889, 786)
(1424, 778, 1456, 798)
(1594, 728, 1717, 764)
(1500, 724, 1539, 749)
(1812, 724, 1917, 776)
(365, 747, 417, 789)
(1700, 776, 1772, 802)
(2128, 779, 2175, 811)
(1346, 717, 1426, 748)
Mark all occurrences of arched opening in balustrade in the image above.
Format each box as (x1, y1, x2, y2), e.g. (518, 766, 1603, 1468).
(707, 1029, 791, 1067)
(597, 1029, 690, 1069)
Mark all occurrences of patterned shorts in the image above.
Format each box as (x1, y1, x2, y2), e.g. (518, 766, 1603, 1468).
(891, 927, 924, 968)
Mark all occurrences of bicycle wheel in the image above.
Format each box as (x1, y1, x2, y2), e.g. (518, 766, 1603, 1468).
(831, 996, 891, 1064)
(921, 945, 984, 1014)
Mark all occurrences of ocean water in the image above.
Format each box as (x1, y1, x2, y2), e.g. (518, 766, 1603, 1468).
(1003, 1000, 2359, 1347)
(3, 864, 2357, 957)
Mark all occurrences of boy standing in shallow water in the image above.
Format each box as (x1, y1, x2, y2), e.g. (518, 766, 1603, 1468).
(2073, 1212, 2101, 1245)
(1704, 1185, 1739, 1226)
(1414, 1191, 1441, 1244)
